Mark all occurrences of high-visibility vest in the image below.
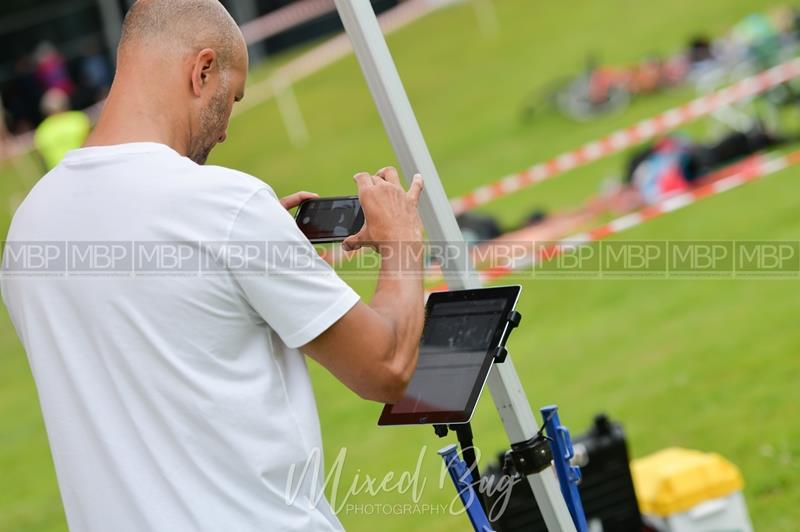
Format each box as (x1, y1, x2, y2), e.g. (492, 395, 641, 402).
(34, 111, 91, 170)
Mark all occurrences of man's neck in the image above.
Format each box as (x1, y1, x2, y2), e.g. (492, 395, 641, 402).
(84, 85, 188, 156)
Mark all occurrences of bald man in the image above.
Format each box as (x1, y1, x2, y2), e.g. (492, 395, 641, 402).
(1, 1, 425, 531)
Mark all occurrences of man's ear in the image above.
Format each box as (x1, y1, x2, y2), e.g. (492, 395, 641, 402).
(190, 48, 218, 97)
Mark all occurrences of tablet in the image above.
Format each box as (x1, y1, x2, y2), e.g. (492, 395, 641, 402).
(378, 285, 522, 426)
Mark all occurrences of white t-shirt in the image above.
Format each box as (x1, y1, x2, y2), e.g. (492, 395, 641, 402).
(1, 142, 360, 531)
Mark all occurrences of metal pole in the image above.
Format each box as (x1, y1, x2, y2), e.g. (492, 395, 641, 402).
(333, 2, 575, 530)
(333, 0, 473, 290)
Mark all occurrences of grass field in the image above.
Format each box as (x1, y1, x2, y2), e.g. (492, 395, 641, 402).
(2, 0, 799, 530)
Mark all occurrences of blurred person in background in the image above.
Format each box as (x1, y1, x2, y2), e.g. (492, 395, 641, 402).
(33, 88, 91, 170)
(508, 124, 790, 243)
(34, 42, 75, 97)
(72, 39, 113, 108)
(618, 125, 785, 204)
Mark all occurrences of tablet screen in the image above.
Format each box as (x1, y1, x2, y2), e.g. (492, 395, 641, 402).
(378, 286, 521, 425)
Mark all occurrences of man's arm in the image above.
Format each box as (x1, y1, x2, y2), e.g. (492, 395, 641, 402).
(300, 167, 425, 404)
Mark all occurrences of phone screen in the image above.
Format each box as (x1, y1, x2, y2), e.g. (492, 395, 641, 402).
(295, 196, 364, 243)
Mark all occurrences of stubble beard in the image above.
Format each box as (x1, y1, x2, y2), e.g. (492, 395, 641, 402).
(188, 87, 229, 165)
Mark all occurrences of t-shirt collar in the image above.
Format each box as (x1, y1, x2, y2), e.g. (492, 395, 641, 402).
(62, 142, 183, 163)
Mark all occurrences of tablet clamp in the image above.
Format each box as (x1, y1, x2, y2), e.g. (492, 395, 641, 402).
(491, 310, 521, 364)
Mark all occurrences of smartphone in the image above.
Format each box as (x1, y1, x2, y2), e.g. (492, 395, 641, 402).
(295, 195, 365, 243)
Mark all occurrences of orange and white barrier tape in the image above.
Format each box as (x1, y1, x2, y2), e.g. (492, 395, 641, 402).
(240, 0, 336, 44)
(450, 58, 800, 215)
(428, 148, 800, 291)
(233, 0, 462, 117)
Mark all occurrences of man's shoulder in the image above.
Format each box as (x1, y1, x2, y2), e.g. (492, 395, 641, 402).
(192, 164, 278, 202)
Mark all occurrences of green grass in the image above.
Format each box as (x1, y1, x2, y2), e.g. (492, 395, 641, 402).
(2, 0, 799, 530)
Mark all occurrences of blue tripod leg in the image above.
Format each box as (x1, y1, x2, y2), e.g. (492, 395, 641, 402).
(541, 405, 588, 532)
(438, 444, 494, 532)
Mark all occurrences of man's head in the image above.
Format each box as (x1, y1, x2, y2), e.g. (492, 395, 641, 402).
(116, 0, 247, 164)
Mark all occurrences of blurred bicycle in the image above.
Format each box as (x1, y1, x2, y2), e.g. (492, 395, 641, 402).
(521, 7, 800, 125)
(694, 9, 800, 135)
(520, 55, 688, 123)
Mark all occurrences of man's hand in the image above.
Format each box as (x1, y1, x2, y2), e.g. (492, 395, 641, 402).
(342, 167, 423, 253)
(301, 167, 426, 404)
(280, 191, 318, 210)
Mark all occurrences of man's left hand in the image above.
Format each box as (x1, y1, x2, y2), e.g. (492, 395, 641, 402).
(280, 191, 318, 210)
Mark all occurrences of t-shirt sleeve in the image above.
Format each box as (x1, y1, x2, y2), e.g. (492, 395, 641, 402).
(226, 187, 360, 348)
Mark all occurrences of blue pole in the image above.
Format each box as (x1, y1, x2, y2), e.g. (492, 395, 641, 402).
(438, 444, 494, 532)
(541, 405, 588, 532)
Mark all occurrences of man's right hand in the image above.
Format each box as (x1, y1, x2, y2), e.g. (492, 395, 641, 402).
(342, 167, 424, 253)
(301, 166, 426, 404)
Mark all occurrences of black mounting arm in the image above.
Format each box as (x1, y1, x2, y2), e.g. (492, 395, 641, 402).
(492, 309, 522, 364)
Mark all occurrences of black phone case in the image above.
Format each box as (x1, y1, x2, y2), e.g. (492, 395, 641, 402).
(294, 195, 363, 244)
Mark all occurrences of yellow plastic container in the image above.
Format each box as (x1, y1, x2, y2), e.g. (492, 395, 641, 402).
(632, 447, 743, 515)
(632, 448, 752, 532)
